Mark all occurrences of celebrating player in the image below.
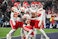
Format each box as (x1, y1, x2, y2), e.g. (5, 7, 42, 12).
(22, 1, 38, 39)
(23, 1, 50, 39)
(6, 2, 23, 39)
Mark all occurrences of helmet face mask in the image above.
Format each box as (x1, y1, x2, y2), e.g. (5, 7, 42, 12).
(31, 4, 35, 7)
(31, 5, 36, 9)
(31, 1, 37, 9)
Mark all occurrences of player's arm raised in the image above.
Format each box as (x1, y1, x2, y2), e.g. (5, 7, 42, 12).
(38, 11, 44, 28)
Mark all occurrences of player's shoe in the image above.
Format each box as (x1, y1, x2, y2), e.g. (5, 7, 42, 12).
(46, 37, 50, 39)
(6, 34, 11, 39)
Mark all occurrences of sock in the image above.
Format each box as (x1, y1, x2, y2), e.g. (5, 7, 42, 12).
(39, 29, 48, 38)
(26, 30, 33, 39)
(6, 29, 15, 39)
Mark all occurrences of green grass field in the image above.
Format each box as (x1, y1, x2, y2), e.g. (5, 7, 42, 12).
(0, 27, 58, 38)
